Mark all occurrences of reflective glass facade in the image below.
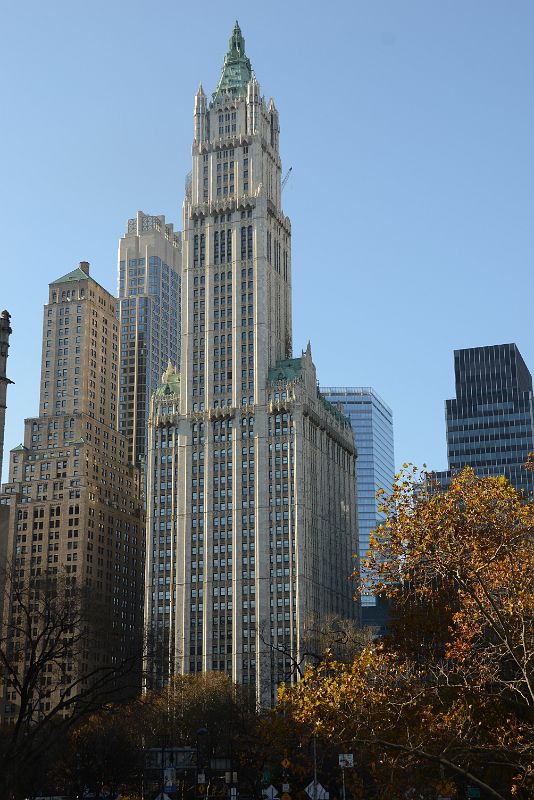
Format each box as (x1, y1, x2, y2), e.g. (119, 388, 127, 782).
(117, 212, 181, 465)
(321, 387, 394, 625)
(439, 344, 534, 497)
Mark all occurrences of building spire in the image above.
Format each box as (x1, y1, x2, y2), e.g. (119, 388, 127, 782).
(212, 21, 252, 103)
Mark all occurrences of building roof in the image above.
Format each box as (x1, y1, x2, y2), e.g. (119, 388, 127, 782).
(50, 262, 108, 294)
(212, 21, 252, 103)
(268, 357, 303, 383)
(321, 386, 393, 416)
(11, 443, 27, 452)
(51, 266, 90, 285)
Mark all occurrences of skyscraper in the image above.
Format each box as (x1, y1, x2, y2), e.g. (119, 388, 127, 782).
(0, 310, 13, 487)
(437, 343, 534, 496)
(321, 387, 395, 629)
(0, 311, 13, 622)
(117, 211, 181, 466)
(0, 263, 144, 723)
(144, 24, 358, 704)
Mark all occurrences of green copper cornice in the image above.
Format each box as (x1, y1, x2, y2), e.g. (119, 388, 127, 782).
(212, 21, 252, 103)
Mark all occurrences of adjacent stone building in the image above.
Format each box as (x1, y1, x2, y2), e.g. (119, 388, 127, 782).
(144, 24, 358, 705)
(0, 264, 144, 723)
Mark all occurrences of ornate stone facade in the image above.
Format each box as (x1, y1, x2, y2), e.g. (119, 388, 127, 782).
(145, 24, 358, 705)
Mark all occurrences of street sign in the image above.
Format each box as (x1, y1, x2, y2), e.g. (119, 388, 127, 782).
(164, 767, 176, 792)
(281, 794, 291, 800)
(282, 785, 290, 793)
(198, 787, 206, 795)
(338, 754, 354, 768)
(263, 785, 279, 800)
(281, 757, 291, 769)
(305, 781, 329, 799)
(198, 775, 206, 785)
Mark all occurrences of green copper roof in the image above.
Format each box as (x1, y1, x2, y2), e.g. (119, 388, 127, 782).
(319, 393, 352, 428)
(51, 267, 90, 285)
(11, 443, 28, 452)
(268, 357, 303, 383)
(212, 21, 252, 103)
(155, 361, 180, 397)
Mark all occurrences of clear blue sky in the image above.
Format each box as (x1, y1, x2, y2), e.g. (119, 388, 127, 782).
(2, 0, 534, 479)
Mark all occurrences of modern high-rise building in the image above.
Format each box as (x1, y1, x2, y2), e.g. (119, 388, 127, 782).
(117, 211, 181, 466)
(321, 387, 394, 629)
(144, 24, 358, 704)
(0, 263, 144, 723)
(436, 343, 534, 496)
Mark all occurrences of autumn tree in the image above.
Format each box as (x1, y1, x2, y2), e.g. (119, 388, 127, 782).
(46, 705, 142, 799)
(280, 467, 534, 800)
(0, 569, 143, 800)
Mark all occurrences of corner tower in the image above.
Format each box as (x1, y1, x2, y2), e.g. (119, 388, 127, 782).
(145, 25, 358, 704)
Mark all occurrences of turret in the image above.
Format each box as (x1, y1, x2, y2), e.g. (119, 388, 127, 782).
(268, 97, 279, 150)
(194, 83, 208, 143)
(246, 73, 261, 134)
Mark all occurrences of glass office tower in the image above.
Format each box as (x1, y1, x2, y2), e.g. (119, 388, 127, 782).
(438, 344, 534, 497)
(321, 387, 395, 629)
(117, 212, 181, 466)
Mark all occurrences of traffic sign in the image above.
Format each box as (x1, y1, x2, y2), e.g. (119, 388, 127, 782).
(263, 785, 279, 800)
(467, 790, 481, 799)
(198, 787, 206, 795)
(281, 757, 291, 769)
(305, 781, 329, 799)
(281, 794, 291, 800)
(338, 754, 354, 768)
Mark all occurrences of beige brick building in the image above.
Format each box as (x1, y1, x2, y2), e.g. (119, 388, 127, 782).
(145, 24, 358, 705)
(0, 264, 144, 722)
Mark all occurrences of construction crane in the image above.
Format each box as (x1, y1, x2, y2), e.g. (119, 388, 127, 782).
(281, 166, 292, 191)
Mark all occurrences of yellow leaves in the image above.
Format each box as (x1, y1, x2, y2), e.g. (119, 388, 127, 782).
(283, 465, 534, 799)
